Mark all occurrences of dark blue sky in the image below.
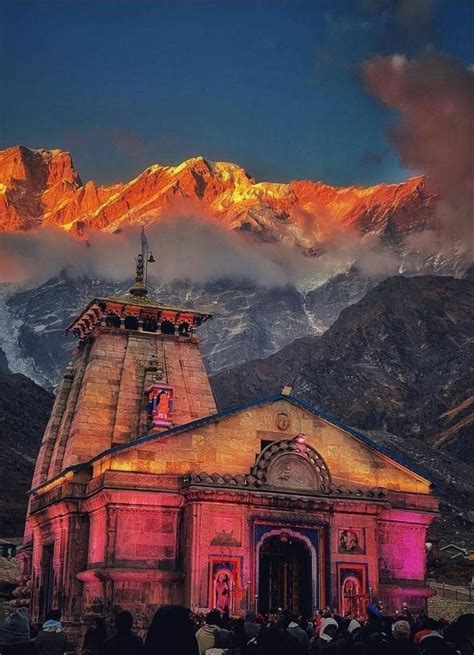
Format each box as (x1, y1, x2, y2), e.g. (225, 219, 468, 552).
(1, 0, 473, 186)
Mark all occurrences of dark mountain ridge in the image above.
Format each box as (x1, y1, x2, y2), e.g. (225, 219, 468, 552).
(0, 348, 53, 535)
(211, 270, 473, 461)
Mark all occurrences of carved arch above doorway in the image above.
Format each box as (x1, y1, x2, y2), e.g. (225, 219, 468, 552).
(248, 437, 331, 492)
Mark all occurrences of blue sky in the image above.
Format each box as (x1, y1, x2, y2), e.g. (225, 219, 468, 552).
(1, 0, 473, 186)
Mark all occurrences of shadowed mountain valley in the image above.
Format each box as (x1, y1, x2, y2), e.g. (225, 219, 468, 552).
(0, 348, 53, 536)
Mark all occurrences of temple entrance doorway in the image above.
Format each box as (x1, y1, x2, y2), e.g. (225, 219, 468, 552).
(258, 533, 312, 616)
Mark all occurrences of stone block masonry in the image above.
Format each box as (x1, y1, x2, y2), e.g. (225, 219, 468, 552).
(34, 328, 217, 480)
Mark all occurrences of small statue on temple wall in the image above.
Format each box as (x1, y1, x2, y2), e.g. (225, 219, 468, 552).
(156, 389, 171, 419)
(144, 382, 174, 428)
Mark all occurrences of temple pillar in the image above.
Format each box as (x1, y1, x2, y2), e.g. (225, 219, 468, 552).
(49, 348, 90, 478)
(30, 533, 42, 622)
(31, 360, 76, 489)
(377, 511, 434, 612)
(111, 334, 156, 445)
(65, 511, 89, 624)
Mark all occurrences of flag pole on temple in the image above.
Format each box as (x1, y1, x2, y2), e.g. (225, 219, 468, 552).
(142, 226, 156, 291)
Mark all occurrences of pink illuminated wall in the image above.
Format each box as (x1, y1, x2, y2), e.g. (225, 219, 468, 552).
(378, 516, 427, 579)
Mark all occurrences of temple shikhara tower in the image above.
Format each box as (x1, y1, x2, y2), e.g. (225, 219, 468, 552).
(21, 247, 438, 637)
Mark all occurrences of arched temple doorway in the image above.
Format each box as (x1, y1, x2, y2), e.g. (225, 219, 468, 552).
(258, 532, 312, 616)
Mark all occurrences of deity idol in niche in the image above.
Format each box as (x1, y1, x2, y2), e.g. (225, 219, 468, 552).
(145, 383, 174, 427)
(342, 575, 361, 616)
(339, 529, 359, 552)
(155, 390, 171, 420)
(214, 571, 232, 613)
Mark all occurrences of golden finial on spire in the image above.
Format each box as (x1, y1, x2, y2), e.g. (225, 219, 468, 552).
(129, 253, 147, 297)
(129, 227, 155, 298)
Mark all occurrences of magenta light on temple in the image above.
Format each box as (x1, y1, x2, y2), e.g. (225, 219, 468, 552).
(17, 241, 438, 647)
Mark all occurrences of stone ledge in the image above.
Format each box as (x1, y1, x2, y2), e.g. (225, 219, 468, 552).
(77, 568, 184, 582)
(185, 470, 388, 500)
(86, 470, 181, 495)
(30, 482, 87, 513)
(379, 581, 434, 598)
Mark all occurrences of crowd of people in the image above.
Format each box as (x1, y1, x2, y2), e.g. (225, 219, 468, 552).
(0, 604, 473, 655)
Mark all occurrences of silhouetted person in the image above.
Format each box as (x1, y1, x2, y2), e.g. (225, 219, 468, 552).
(257, 621, 305, 655)
(144, 605, 198, 655)
(101, 611, 142, 655)
(364, 631, 390, 655)
(448, 613, 474, 655)
(243, 611, 261, 642)
(0, 608, 37, 655)
(205, 627, 234, 654)
(287, 613, 309, 649)
(361, 604, 385, 641)
(310, 617, 339, 653)
(35, 609, 67, 655)
(387, 619, 415, 655)
(196, 610, 221, 655)
(81, 617, 108, 655)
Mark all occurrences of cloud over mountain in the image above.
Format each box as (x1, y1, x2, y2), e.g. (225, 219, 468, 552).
(363, 53, 474, 250)
(0, 145, 448, 287)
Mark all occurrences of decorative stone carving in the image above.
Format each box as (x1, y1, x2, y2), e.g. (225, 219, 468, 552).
(249, 437, 332, 492)
(275, 412, 290, 431)
(146, 354, 165, 381)
(338, 528, 365, 554)
(209, 517, 242, 546)
(267, 454, 319, 491)
(210, 529, 241, 546)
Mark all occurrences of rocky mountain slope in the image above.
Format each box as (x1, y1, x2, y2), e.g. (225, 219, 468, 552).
(2, 273, 317, 388)
(0, 145, 438, 248)
(211, 269, 474, 461)
(0, 348, 53, 536)
(367, 430, 474, 549)
(1, 144, 469, 388)
(4, 262, 469, 389)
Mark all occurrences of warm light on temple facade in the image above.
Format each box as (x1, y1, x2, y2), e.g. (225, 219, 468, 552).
(17, 243, 438, 646)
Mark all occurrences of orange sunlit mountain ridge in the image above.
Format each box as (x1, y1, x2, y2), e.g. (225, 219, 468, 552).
(0, 145, 436, 247)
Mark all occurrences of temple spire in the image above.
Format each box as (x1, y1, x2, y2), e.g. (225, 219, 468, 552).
(129, 227, 155, 298)
(129, 252, 147, 298)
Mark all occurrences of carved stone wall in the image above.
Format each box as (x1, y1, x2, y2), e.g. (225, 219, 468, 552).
(28, 501, 89, 627)
(30, 328, 217, 482)
(26, 397, 437, 629)
(31, 344, 89, 490)
(103, 400, 432, 496)
(378, 518, 428, 581)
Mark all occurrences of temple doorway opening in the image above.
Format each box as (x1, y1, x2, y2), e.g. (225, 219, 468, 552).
(258, 533, 312, 616)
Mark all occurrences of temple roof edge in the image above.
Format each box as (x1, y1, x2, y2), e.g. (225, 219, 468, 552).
(27, 393, 436, 498)
(66, 295, 213, 339)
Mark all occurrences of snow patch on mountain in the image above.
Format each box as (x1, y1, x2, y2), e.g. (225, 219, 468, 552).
(0, 284, 44, 385)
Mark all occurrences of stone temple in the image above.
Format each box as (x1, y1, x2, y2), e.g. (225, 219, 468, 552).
(21, 253, 438, 638)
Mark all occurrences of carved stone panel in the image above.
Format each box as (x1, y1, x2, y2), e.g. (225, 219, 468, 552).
(338, 528, 366, 554)
(210, 517, 242, 546)
(266, 454, 319, 491)
(275, 412, 291, 431)
(249, 437, 332, 492)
